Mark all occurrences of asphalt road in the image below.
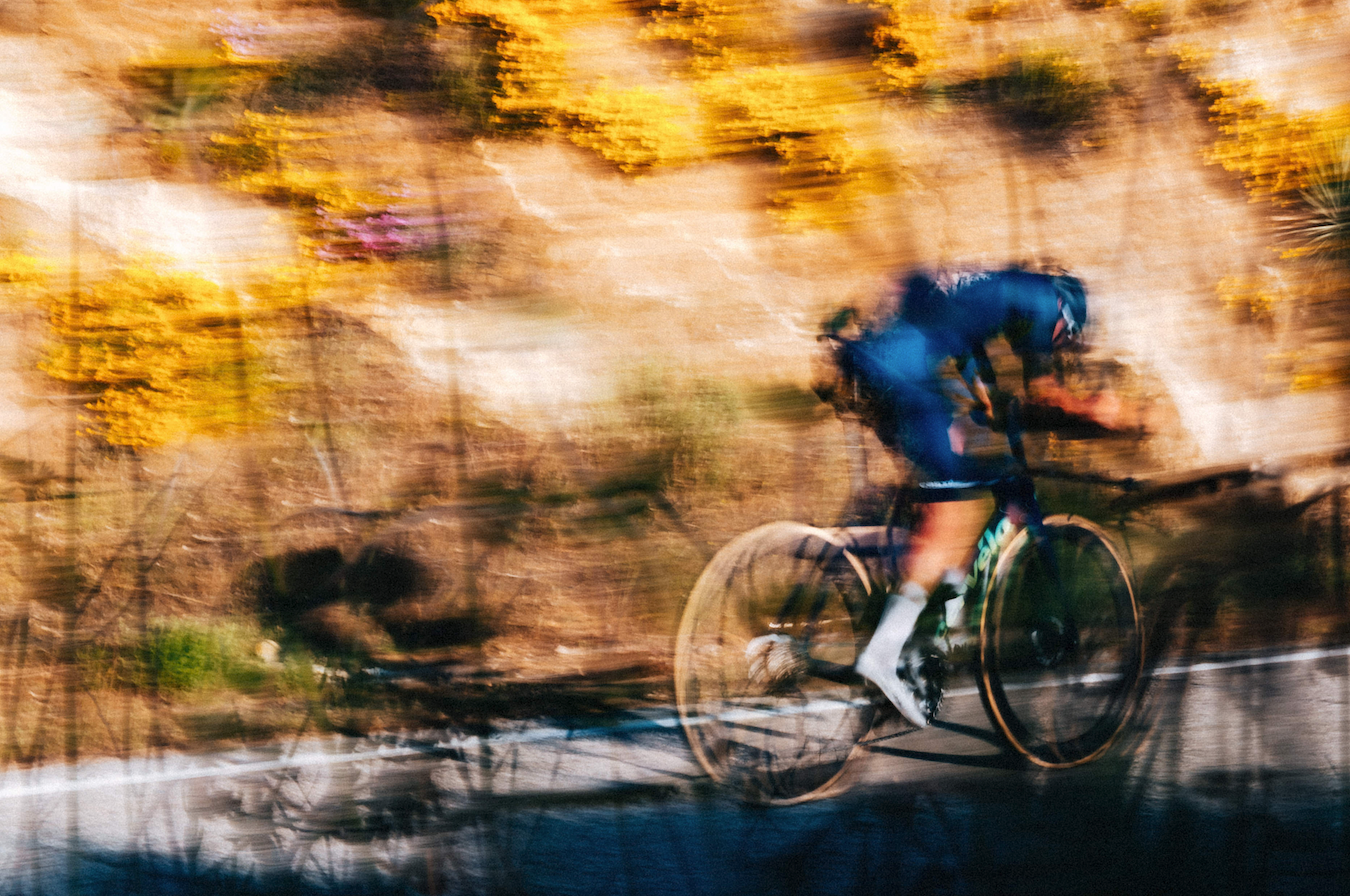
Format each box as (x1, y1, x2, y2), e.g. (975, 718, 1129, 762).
(3, 645, 1350, 895)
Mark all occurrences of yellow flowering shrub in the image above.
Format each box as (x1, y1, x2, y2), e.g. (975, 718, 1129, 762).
(429, 0, 617, 128)
(0, 251, 53, 303)
(642, 0, 791, 71)
(1177, 47, 1350, 392)
(1216, 273, 1282, 321)
(1290, 360, 1350, 393)
(428, 0, 939, 228)
(243, 260, 339, 323)
(1122, 0, 1171, 37)
(432, 1, 703, 170)
(1173, 47, 1350, 204)
(643, 2, 903, 226)
(1204, 80, 1323, 200)
(207, 111, 393, 215)
(40, 260, 266, 449)
(697, 64, 890, 226)
(564, 84, 698, 171)
(122, 43, 276, 124)
(868, 0, 945, 94)
(965, 1, 1023, 23)
(1170, 42, 1213, 78)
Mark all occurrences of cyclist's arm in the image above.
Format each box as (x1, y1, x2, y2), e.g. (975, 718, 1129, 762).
(961, 345, 1007, 428)
(1025, 374, 1130, 431)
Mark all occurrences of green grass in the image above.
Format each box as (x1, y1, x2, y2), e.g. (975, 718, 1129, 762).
(82, 620, 280, 695)
(1289, 138, 1350, 267)
(985, 48, 1110, 144)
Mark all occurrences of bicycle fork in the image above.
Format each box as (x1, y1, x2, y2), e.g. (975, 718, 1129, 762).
(1024, 519, 1081, 670)
(968, 479, 1080, 670)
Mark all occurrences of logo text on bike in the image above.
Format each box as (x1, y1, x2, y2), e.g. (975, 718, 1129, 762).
(966, 516, 1015, 593)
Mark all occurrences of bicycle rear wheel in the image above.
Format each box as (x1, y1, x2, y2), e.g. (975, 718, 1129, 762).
(978, 516, 1142, 768)
(674, 522, 877, 804)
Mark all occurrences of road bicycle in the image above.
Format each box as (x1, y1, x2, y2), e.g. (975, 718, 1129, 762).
(673, 400, 1145, 804)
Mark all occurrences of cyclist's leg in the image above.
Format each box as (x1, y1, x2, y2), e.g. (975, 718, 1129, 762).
(906, 498, 989, 592)
(855, 383, 991, 725)
(856, 497, 988, 722)
(855, 581, 930, 724)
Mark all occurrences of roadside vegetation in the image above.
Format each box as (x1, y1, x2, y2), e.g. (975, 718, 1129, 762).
(0, 0, 1348, 764)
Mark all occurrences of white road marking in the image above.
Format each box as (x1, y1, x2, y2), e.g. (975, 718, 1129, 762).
(3, 644, 1348, 800)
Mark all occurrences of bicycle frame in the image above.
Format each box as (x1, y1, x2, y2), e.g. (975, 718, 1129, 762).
(816, 394, 1091, 692)
(835, 475, 1044, 646)
(847, 395, 1049, 609)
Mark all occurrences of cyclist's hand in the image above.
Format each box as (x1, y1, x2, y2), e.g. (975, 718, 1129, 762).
(1077, 392, 1147, 434)
(1088, 393, 1127, 431)
(971, 387, 1012, 431)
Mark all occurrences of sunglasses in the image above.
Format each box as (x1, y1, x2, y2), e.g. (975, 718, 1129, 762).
(1052, 302, 1081, 349)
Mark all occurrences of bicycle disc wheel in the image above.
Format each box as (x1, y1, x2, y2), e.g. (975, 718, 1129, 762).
(978, 516, 1142, 768)
(674, 522, 877, 804)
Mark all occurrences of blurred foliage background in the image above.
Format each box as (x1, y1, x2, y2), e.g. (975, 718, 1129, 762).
(0, 0, 1348, 762)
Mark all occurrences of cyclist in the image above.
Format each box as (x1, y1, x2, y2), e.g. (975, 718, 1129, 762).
(820, 267, 1129, 728)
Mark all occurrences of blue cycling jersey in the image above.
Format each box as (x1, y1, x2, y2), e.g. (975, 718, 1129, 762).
(900, 269, 1067, 357)
(850, 268, 1075, 486)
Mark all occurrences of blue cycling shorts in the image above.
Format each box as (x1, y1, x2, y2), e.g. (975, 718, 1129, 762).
(851, 323, 1010, 488)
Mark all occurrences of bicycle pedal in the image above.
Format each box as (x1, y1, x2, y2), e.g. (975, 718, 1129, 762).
(902, 650, 945, 723)
(745, 634, 806, 689)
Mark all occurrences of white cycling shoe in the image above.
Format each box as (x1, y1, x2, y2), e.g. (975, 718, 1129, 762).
(855, 584, 931, 729)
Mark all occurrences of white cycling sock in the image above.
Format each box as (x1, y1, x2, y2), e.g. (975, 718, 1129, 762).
(856, 581, 930, 728)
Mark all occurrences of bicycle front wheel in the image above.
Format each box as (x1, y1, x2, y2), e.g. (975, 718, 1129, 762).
(674, 522, 877, 804)
(978, 516, 1142, 768)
